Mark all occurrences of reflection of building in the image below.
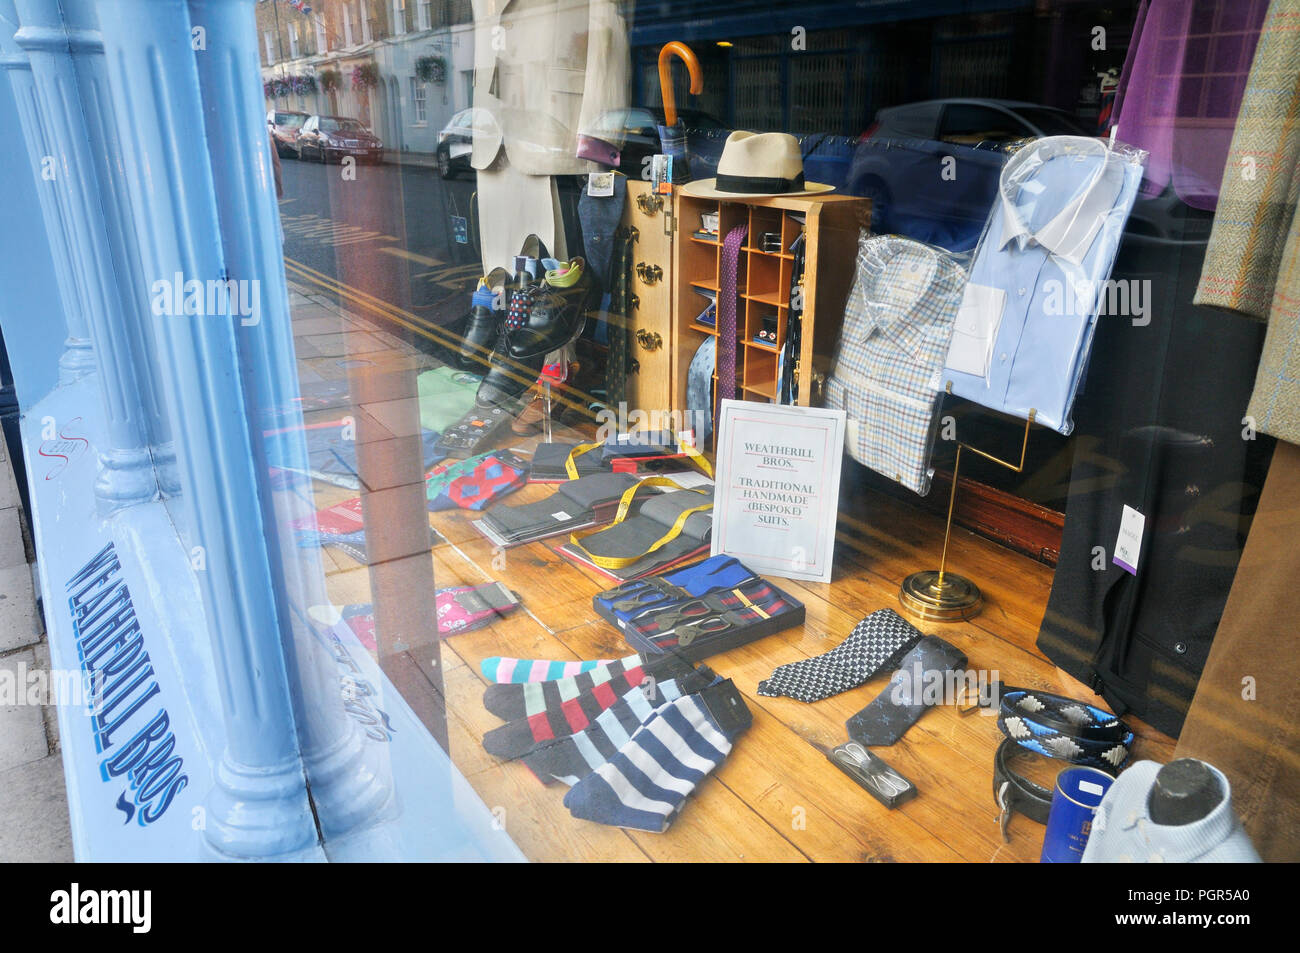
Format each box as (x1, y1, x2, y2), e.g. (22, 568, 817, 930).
(258, 0, 475, 153)
(629, 0, 1135, 135)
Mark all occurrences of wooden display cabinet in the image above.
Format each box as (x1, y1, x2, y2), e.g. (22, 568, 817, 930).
(670, 191, 867, 445)
(620, 180, 676, 430)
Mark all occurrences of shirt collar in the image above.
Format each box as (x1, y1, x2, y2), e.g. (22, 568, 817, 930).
(997, 136, 1126, 267)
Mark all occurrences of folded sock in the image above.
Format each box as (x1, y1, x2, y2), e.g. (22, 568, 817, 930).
(483, 664, 715, 761)
(521, 677, 686, 785)
(483, 652, 696, 721)
(563, 679, 752, 833)
(480, 656, 617, 684)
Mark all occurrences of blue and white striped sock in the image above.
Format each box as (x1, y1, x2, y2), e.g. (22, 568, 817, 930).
(563, 679, 751, 832)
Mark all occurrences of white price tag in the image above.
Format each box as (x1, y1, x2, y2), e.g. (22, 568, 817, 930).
(551, 510, 571, 521)
(587, 172, 615, 197)
(1113, 504, 1145, 575)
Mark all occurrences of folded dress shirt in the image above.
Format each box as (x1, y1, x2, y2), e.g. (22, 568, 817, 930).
(824, 233, 966, 495)
(943, 136, 1146, 434)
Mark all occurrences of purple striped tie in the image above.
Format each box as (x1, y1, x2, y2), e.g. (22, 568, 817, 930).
(717, 224, 748, 416)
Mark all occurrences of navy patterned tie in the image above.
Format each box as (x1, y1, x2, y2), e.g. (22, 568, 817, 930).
(716, 225, 748, 417)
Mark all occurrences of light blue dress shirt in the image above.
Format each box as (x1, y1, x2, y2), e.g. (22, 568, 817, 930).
(943, 136, 1144, 434)
(1081, 760, 1261, 863)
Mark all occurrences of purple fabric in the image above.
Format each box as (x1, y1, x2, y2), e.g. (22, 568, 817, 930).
(717, 225, 747, 414)
(1112, 0, 1268, 210)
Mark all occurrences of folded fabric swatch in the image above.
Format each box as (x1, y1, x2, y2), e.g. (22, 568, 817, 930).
(481, 655, 617, 684)
(428, 451, 529, 512)
(482, 664, 714, 760)
(437, 583, 520, 635)
(564, 679, 752, 832)
(845, 635, 968, 746)
(522, 679, 679, 785)
(482, 651, 695, 722)
(757, 608, 923, 702)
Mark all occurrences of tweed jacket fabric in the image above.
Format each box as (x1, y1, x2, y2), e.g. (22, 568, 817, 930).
(1195, 0, 1300, 445)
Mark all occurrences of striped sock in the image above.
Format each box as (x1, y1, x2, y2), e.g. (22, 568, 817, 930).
(482, 652, 696, 721)
(480, 655, 618, 684)
(482, 665, 714, 762)
(563, 679, 752, 833)
(522, 677, 685, 785)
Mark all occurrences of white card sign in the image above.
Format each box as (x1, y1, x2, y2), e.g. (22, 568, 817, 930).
(711, 400, 846, 583)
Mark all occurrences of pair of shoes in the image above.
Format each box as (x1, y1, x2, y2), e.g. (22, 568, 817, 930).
(475, 237, 592, 412)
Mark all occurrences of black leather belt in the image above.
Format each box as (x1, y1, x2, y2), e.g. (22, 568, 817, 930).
(993, 738, 1053, 842)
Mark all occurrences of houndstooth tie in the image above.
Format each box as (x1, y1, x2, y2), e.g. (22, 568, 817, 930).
(757, 608, 923, 702)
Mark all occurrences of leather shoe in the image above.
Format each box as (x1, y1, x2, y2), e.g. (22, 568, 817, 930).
(458, 267, 509, 371)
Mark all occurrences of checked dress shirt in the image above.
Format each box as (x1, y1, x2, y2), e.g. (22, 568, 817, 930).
(824, 233, 967, 496)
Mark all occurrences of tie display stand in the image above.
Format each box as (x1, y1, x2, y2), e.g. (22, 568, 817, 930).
(670, 191, 866, 446)
(899, 406, 1037, 622)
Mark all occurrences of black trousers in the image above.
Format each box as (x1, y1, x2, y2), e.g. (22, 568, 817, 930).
(1036, 202, 1274, 739)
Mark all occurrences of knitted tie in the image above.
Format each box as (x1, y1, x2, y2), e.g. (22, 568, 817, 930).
(716, 225, 747, 416)
(756, 608, 924, 703)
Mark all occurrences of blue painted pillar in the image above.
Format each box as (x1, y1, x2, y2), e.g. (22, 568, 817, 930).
(0, 4, 94, 384)
(11, 0, 159, 509)
(188, 0, 393, 839)
(92, 0, 318, 858)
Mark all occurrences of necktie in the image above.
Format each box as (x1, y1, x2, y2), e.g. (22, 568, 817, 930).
(716, 225, 747, 417)
(756, 608, 923, 702)
(845, 636, 968, 746)
(686, 336, 716, 446)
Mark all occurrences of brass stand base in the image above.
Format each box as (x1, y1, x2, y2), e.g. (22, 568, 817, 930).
(899, 571, 982, 622)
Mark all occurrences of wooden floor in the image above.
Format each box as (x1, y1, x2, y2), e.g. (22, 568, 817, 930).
(287, 281, 1176, 863)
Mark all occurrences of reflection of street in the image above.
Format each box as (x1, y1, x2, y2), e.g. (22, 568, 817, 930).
(278, 156, 483, 337)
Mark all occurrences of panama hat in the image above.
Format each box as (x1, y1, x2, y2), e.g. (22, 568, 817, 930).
(681, 131, 834, 198)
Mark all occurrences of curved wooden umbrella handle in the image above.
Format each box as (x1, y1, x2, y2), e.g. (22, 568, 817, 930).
(657, 41, 703, 127)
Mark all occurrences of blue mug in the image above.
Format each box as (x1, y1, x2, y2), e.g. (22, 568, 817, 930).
(1040, 766, 1114, 863)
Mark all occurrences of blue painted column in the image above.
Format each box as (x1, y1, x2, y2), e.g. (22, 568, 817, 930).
(188, 0, 393, 839)
(11, 0, 160, 509)
(0, 3, 94, 384)
(92, 0, 318, 858)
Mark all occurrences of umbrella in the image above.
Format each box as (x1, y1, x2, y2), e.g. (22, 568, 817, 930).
(656, 42, 703, 185)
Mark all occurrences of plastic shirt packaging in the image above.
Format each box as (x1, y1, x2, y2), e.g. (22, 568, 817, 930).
(823, 232, 967, 496)
(942, 135, 1148, 434)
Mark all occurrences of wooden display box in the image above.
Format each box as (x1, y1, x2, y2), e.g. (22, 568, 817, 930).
(670, 191, 867, 445)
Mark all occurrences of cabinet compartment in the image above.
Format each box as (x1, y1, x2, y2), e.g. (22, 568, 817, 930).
(670, 190, 868, 449)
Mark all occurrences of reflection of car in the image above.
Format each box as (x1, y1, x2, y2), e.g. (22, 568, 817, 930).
(435, 108, 486, 179)
(267, 109, 309, 158)
(847, 99, 1088, 250)
(296, 115, 384, 164)
(590, 107, 729, 179)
